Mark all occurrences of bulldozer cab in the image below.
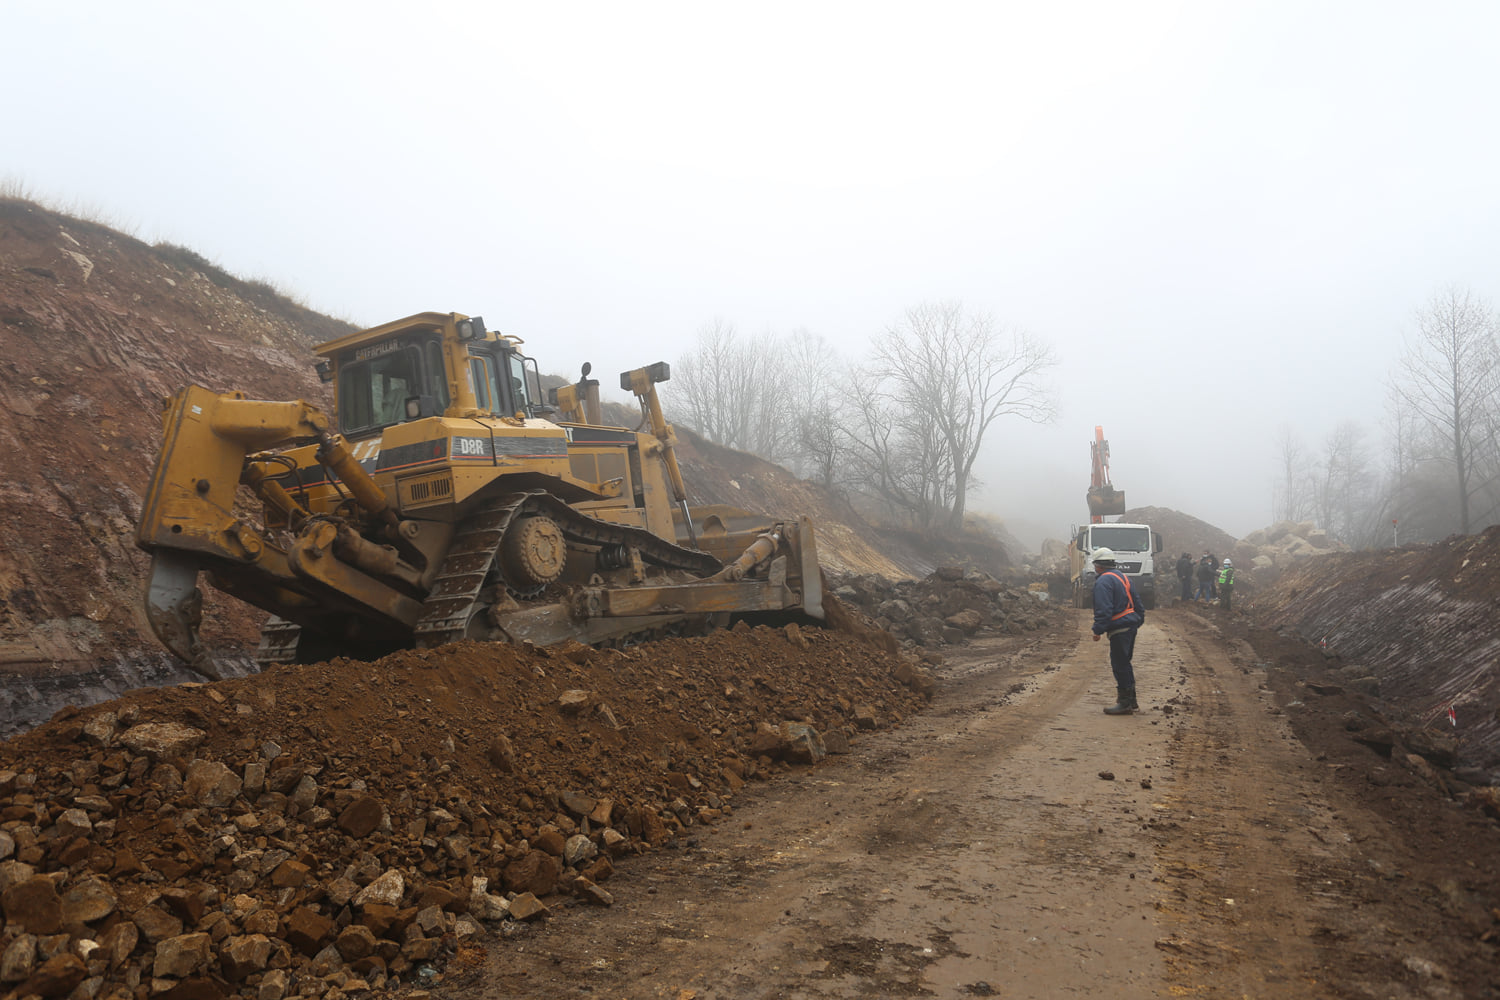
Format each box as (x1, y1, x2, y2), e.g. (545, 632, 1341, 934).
(321, 313, 549, 436)
(335, 333, 449, 437)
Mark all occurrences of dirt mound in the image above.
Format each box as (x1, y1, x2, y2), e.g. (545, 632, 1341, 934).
(1248, 524, 1500, 767)
(0, 627, 929, 997)
(1123, 505, 1238, 560)
(829, 567, 1063, 655)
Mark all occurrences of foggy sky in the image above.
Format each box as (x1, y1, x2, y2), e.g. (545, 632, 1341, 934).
(5, 2, 1499, 547)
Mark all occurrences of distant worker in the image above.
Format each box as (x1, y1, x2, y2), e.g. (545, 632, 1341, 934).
(1175, 551, 1194, 603)
(1207, 551, 1221, 599)
(1218, 558, 1236, 611)
(1090, 548, 1145, 715)
(1195, 554, 1214, 601)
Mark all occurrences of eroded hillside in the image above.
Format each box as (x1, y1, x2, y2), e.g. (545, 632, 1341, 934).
(1251, 524, 1500, 766)
(0, 201, 349, 673)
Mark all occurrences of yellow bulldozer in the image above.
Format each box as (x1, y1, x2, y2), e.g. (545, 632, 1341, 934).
(136, 311, 823, 678)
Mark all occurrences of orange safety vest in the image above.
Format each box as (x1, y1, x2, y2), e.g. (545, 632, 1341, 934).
(1101, 570, 1137, 620)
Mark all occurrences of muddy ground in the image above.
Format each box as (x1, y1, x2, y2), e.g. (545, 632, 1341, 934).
(442, 606, 1500, 1000)
(3, 598, 1498, 1000)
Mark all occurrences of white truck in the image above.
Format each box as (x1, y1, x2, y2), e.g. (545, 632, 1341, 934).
(1067, 521, 1164, 610)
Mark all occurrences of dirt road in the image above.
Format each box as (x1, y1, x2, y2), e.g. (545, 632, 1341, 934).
(463, 608, 1496, 999)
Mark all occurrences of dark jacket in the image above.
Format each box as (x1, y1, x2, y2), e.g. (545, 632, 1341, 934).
(1092, 570, 1145, 634)
(1176, 554, 1193, 581)
(1196, 559, 1214, 582)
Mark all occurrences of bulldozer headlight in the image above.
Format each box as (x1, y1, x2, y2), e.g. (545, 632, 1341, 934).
(314, 360, 333, 383)
(456, 316, 487, 341)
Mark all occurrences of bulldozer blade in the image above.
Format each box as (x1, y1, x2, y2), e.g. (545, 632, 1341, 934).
(796, 516, 824, 619)
(145, 551, 221, 680)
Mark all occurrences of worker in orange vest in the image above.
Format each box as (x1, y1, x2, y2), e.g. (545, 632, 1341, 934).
(1090, 548, 1145, 715)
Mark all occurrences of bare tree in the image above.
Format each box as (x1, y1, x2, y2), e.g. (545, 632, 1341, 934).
(672, 320, 796, 463)
(1391, 286, 1500, 535)
(837, 375, 955, 528)
(779, 330, 844, 481)
(672, 319, 745, 447)
(1314, 421, 1375, 546)
(869, 301, 1056, 531)
(1272, 425, 1316, 523)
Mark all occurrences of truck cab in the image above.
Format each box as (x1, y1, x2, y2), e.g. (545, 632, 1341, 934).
(1068, 522, 1164, 610)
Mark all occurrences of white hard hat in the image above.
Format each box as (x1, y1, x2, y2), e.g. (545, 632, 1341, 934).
(1222, 558, 1232, 566)
(1091, 547, 1117, 564)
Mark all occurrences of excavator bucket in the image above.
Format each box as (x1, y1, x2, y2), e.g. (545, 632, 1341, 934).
(1087, 486, 1126, 517)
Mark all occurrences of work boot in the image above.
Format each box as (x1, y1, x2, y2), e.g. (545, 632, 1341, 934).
(1104, 687, 1137, 715)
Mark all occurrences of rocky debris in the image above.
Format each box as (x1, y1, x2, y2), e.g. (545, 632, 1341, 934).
(1260, 635, 1500, 823)
(829, 567, 1063, 651)
(0, 627, 925, 996)
(1233, 520, 1347, 574)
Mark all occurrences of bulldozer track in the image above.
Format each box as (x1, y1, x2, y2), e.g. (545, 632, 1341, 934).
(255, 617, 303, 666)
(413, 490, 722, 648)
(252, 492, 726, 664)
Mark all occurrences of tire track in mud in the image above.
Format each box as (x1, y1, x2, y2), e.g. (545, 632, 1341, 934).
(1150, 611, 1378, 998)
(470, 619, 1185, 999)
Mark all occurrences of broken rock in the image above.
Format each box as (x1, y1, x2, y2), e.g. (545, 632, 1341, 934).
(17, 952, 87, 999)
(184, 759, 242, 809)
(337, 794, 384, 838)
(220, 934, 273, 981)
(153, 932, 213, 979)
(352, 869, 404, 908)
(118, 722, 206, 759)
(0, 933, 37, 984)
(507, 892, 550, 921)
(2, 875, 62, 935)
(59, 877, 117, 925)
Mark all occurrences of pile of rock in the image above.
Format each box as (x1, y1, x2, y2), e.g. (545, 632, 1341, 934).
(0, 719, 631, 1000)
(1232, 521, 1347, 575)
(0, 628, 929, 999)
(829, 567, 1062, 651)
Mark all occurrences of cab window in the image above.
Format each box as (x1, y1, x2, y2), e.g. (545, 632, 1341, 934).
(339, 346, 421, 434)
(336, 335, 448, 434)
(507, 353, 531, 410)
(469, 350, 503, 415)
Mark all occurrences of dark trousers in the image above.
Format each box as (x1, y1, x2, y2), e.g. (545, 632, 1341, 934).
(1220, 585, 1233, 611)
(1107, 628, 1137, 689)
(1179, 577, 1192, 601)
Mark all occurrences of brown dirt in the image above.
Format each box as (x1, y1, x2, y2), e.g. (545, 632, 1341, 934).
(444, 608, 1500, 1000)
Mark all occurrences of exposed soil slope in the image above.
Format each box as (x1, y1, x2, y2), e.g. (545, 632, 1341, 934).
(1250, 524, 1500, 767)
(0, 200, 348, 673)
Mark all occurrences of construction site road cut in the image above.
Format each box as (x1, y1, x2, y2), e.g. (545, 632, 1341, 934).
(462, 608, 1498, 1000)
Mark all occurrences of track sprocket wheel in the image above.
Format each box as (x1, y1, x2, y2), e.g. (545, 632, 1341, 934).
(498, 515, 567, 595)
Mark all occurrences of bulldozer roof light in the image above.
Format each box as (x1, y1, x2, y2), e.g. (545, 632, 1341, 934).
(620, 362, 672, 392)
(456, 316, 486, 341)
